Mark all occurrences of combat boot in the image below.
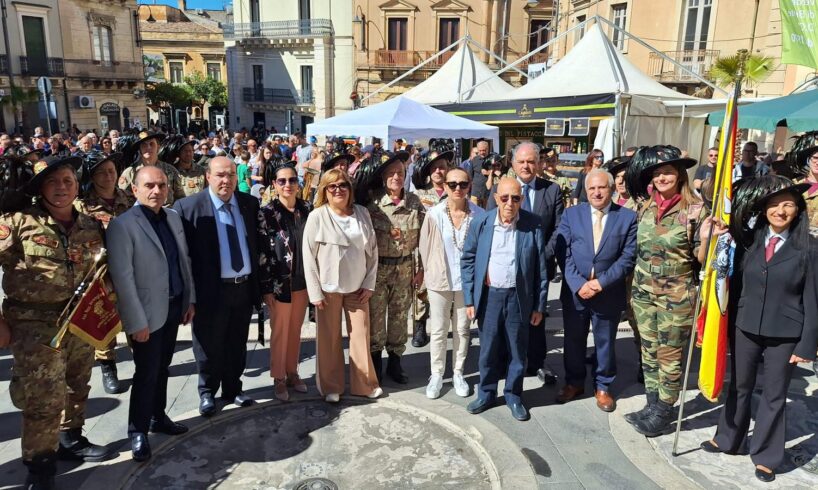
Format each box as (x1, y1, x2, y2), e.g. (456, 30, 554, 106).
(411, 320, 429, 348)
(386, 352, 409, 384)
(58, 428, 113, 462)
(24, 453, 56, 490)
(99, 361, 123, 394)
(371, 351, 383, 384)
(624, 392, 657, 425)
(633, 399, 674, 437)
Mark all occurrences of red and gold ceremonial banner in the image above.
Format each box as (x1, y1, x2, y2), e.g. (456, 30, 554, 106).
(696, 93, 737, 402)
(66, 264, 122, 349)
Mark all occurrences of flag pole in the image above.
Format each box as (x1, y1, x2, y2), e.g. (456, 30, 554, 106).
(671, 49, 748, 457)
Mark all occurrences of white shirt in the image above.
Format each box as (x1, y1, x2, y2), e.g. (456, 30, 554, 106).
(764, 226, 789, 254)
(433, 202, 485, 291)
(322, 211, 366, 293)
(517, 177, 536, 210)
(488, 213, 518, 288)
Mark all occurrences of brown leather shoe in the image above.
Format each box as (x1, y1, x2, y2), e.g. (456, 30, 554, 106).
(556, 385, 584, 404)
(595, 390, 615, 412)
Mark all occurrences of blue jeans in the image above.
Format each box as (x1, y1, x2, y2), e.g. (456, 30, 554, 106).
(477, 287, 528, 404)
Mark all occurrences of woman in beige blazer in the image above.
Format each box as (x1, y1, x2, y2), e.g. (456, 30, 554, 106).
(302, 168, 382, 402)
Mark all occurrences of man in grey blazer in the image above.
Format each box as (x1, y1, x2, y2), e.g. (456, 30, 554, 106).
(107, 166, 195, 462)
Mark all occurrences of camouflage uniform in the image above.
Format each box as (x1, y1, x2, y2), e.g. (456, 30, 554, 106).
(118, 160, 185, 206)
(631, 199, 705, 405)
(178, 165, 207, 197)
(544, 170, 573, 208)
(0, 204, 104, 461)
(74, 188, 135, 362)
(804, 185, 818, 237)
(367, 189, 425, 355)
(411, 187, 446, 323)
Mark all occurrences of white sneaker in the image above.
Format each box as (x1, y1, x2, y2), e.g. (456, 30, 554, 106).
(453, 373, 470, 397)
(426, 373, 444, 399)
(367, 387, 383, 399)
(325, 393, 340, 403)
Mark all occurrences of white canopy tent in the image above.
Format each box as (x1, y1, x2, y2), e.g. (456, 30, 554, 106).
(306, 96, 499, 145)
(402, 45, 515, 105)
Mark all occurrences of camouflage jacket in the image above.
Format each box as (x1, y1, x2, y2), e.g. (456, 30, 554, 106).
(367, 189, 425, 258)
(804, 184, 818, 237)
(633, 199, 706, 296)
(74, 188, 135, 229)
(118, 160, 185, 206)
(544, 171, 573, 207)
(178, 165, 207, 197)
(0, 204, 104, 310)
(614, 194, 638, 211)
(413, 186, 446, 210)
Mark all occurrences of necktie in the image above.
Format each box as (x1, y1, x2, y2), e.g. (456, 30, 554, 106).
(593, 209, 604, 252)
(223, 203, 244, 273)
(765, 236, 780, 262)
(522, 183, 531, 211)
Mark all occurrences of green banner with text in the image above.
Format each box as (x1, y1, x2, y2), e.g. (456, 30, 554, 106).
(779, 0, 818, 69)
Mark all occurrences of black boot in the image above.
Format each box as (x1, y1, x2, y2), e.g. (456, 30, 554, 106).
(24, 453, 56, 490)
(371, 351, 383, 385)
(411, 320, 429, 348)
(99, 360, 123, 394)
(58, 428, 113, 462)
(633, 399, 674, 437)
(624, 392, 657, 425)
(637, 364, 645, 384)
(386, 352, 409, 384)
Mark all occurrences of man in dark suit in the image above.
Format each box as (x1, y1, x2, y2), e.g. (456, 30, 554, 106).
(462, 177, 549, 421)
(554, 168, 637, 412)
(488, 142, 563, 384)
(107, 166, 196, 461)
(173, 156, 269, 416)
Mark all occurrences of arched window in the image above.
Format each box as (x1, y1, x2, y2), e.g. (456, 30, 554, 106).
(92, 25, 113, 64)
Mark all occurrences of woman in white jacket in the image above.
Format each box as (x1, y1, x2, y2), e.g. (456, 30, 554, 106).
(302, 169, 382, 402)
(418, 167, 485, 398)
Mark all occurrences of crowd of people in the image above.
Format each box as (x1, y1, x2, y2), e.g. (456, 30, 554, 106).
(0, 124, 816, 489)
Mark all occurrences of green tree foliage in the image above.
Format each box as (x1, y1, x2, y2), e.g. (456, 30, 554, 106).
(709, 53, 776, 89)
(184, 71, 228, 108)
(146, 82, 194, 109)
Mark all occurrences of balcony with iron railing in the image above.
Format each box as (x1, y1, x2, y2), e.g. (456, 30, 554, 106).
(20, 56, 64, 77)
(0, 54, 8, 75)
(242, 87, 315, 106)
(648, 49, 720, 83)
(357, 49, 456, 69)
(64, 59, 144, 81)
(224, 19, 333, 41)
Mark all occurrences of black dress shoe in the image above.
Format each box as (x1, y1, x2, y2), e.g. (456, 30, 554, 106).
(232, 393, 254, 407)
(199, 393, 216, 417)
(508, 402, 530, 421)
(537, 368, 558, 385)
(755, 467, 775, 483)
(130, 433, 151, 462)
(699, 440, 723, 454)
(150, 415, 189, 435)
(467, 398, 495, 415)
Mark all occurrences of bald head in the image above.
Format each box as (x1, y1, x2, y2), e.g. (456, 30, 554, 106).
(207, 156, 238, 202)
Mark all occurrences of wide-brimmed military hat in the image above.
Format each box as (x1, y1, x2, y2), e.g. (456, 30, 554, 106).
(82, 150, 123, 176)
(625, 145, 696, 200)
(352, 150, 408, 204)
(412, 149, 454, 189)
(604, 155, 631, 176)
(730, 175, 810, 247)
(322, 150, 355, 172)
(6, 145, 43, 160)
(134, 130, 166, 147)
(24, 155, 82, 195)
(158, 135, 196, 165)
(752, 181, 811, 211)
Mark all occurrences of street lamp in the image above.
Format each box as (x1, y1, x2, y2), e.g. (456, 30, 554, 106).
(353, 7, 366, 51)
(134, 4, 156, 47)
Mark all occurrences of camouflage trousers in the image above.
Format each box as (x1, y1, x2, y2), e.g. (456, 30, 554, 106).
(413, 284, 428, 322)
(631, 284, 694, 405)
(370, 260, 413, 356)
(623, 273, 640, 346)
(94, 338, 117, 362)
(8, 314, 94, 460)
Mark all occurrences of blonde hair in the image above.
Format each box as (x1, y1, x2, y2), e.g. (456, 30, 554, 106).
(314, 168, 354, 209)
(646, 163, 701, 209)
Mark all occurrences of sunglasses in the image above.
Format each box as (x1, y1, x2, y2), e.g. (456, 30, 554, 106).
(276, 177, 299, 186)
(498, 194, 522, 203)
(326, 182, 351, 192)
(593, 155, 604, 160)
(446, 181, 469, 190)
(709, 153, 718, 157)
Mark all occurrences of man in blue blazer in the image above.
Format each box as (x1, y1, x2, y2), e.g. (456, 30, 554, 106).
(462, 177, 549, 421)
(554, 168, 637, 412)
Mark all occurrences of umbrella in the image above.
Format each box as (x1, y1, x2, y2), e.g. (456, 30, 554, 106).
(707, 89, 818, 132)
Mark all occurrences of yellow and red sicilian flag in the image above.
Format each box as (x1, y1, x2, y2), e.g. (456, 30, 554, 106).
(696, 94, 737, 402)
(66, 264, 122, 350)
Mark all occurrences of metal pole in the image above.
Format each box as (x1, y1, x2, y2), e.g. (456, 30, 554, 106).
(613, 91, 621, 156)
(455, 40, 467, 103)
(1, 0, 19, 132)
(671, 49, 747, 457)
(467, 38, 528, 78)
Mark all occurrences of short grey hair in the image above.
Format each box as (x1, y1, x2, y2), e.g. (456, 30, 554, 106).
(585, 168, 614, 189)
(512, 142, 540, 162)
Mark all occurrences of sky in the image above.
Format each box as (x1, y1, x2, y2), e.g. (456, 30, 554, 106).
(137, 0, 231, 9)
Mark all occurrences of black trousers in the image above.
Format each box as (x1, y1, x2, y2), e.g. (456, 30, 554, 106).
(128, 297, 183, 435)
(192, 281, 252, 398)
(713, 327, 798, 469)
(527, 319, 548, 373)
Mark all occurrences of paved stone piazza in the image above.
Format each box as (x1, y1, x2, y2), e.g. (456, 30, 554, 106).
(1, 284, 818, 489)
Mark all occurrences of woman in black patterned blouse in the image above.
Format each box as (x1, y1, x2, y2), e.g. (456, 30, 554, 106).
(259, 162, 313, 401)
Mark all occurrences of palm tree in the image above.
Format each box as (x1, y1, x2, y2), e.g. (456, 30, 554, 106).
(0, 86, 40, 133)
(709, 53, 775, 89)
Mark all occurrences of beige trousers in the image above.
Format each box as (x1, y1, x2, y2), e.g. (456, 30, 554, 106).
(269, 290, 309, 380)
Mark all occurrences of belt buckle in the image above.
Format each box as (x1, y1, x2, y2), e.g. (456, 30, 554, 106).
(650, 264, 662, 275)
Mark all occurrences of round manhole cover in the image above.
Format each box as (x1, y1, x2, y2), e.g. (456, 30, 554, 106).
(294, 477, 339, 490)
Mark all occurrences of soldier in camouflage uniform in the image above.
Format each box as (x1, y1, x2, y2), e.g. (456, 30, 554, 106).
(541, 148, 573, 209)
(410, 149, 452, 348)
(74, 150, 135, 395)
(0, 155, 113, 490)
(624, 147, 706, 438)
(798, 146, 818, 237)
(366, 151, 425, 384)
(119, 131, 185, 205)
(159, 135, 207, 197)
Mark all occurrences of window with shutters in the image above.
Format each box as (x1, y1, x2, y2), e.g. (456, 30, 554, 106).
(439, 18, 459, 51)
(169, 61, 184, 84)
(611, 4, 627, 51)
(92, 25, 113, 64)
(387, 18, 408, 51)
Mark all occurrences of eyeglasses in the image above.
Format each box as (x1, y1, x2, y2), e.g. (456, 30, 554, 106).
(446, 181, 469, 190)
(709, 153, 718, 157)
(326, 182, 351, 193)
(276, 177, 299, 186)
(593, 155, 604, 160)
(498, 194, 522, 203)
